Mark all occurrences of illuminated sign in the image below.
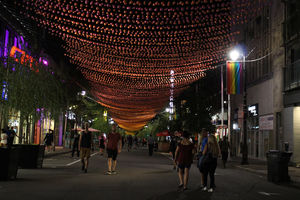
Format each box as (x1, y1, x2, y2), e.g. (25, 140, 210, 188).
(9, 46, 49, 71)
(10, 46, 36, 70)
(248, 104, 258, 117)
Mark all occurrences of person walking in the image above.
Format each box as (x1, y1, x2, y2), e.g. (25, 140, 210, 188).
(201, 134, 221, 193)
(127, 135, 133, 152)
(105, 124, 122, 175)
(99, 134, 105, 156)
(197, 128, 208, 188)
(174, 131, 195, 191)
(169, 135, 178, 170)
(7, 127, 16, 148)
(44, 129, 54, 152)
(79, 123, 93, 173)
(220, 136, 230, 168)
(71, 129, 80, 157)
(0, 128, 8, 147)
(147, 134, 154, 156)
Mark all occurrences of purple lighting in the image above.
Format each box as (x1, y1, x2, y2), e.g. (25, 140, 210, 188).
(14, 37, 17, 48)
(58, 114, 63, 146)
(4, 30, 9, 57)
(42, 59, 48, 66)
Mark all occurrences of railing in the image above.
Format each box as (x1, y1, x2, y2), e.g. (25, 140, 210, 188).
(284, 61, 300, 91)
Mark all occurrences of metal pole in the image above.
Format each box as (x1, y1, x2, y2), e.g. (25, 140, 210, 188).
(221, 64, 224, 137)
(228, 93, 231, 159)
(241, 55, 248, 165)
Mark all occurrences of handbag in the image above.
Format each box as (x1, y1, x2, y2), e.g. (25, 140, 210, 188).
(198, 146, 213, 172)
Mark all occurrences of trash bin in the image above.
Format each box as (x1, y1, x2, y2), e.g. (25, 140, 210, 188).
(13, 144, 45, 169)
(266, 150, 293, 183)
(0, 147, 19, 180)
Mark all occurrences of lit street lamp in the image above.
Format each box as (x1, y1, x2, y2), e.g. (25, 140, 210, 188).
(229, 49, 248, 165)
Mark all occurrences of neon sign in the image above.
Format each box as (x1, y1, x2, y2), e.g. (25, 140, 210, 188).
(9, 46, 37, 71)
(9, 46, 49, 71)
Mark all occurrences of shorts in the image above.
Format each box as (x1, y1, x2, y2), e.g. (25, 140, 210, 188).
(107, 149, 118, 160)
(80, 148, 91, 159)
(177, 163, 191, 170)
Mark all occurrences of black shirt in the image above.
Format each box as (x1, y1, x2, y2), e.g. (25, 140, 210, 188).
(81, 131, 92, 148)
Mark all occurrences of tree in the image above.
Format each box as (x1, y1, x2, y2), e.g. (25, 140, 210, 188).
(0, 57, 68, 143)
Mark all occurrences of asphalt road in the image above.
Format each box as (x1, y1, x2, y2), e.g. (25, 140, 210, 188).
(1, 148, 300, 200)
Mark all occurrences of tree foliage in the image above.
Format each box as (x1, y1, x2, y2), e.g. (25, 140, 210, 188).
(0, 57, 68, 128)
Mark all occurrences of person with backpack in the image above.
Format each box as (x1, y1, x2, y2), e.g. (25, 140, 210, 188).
(201, 134, 221, 193)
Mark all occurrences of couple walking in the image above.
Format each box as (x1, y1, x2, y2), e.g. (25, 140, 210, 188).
(79, 123, 122, 174)
(174, 129, 220, 192)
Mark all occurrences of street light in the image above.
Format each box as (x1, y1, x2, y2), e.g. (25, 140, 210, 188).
(229, 49, 248, 165)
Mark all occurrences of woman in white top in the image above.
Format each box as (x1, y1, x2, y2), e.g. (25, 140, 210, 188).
(1, 131, 8, 147)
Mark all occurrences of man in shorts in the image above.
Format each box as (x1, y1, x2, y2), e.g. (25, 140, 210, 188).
(79, 123, 93, 173)
(106, 124, 122, 175)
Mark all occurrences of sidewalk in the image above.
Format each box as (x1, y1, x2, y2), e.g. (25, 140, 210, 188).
(229, 157, 300, 188)
(44, 146, 72, 158)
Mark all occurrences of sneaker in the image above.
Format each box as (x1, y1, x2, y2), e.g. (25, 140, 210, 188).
(178, 184, 183, 189)
(202, 186, 207, 191)
(105, 171, 112, 175)
(208, 188, 214, 193)
(111, 171, 117, 175)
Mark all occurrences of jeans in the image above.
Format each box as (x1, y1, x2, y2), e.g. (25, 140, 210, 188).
(203, 158, 217, 188)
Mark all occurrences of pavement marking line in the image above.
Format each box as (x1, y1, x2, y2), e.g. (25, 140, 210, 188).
(258, 192, 279, 196)
(66, 152, 99, 166)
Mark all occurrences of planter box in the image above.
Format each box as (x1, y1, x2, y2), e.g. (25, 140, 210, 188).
(0, 147, 19, 180)
(13, 144, 45, 169)
(158, 142, 170, 152)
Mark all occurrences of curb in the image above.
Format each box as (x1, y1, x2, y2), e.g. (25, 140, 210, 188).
(44, 150, 72, 158)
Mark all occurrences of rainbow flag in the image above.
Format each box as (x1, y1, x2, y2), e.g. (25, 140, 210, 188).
(226, 61, 243, 94)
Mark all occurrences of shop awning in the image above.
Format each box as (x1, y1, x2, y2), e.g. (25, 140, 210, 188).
(156, 130, 170, 137)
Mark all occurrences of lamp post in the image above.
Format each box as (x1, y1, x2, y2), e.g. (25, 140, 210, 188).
(229, 49, 248, 165)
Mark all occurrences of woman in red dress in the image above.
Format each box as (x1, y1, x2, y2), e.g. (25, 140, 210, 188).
(175, 131, 196, 191)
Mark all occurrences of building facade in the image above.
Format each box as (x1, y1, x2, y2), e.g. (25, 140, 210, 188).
(230, 0, 285, 160)
(282, 0, 300, 166)
(0, 3, 66, 146)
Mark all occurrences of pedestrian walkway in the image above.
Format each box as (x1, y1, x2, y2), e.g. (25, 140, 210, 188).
(2, 149, 300, 200)
(44, 146, 72, 158)
(228, 157, 300, 188)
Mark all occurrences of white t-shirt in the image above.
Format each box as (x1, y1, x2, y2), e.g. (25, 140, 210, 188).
(1, 133, 8, 145)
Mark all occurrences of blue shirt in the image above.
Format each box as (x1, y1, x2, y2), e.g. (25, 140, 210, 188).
(201, 137, 208, 152)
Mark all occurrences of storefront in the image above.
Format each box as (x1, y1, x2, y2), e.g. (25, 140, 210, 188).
(283, 106, 300, 166)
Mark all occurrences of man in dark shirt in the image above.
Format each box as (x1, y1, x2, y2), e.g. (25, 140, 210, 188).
(7, 126, 16, 148)
(72, 129, 80, 157)
(105, 124, 122, 175)
(127, 135, 133, 152)
(147, 134, 154, 156)
(79, 123, 93, 173)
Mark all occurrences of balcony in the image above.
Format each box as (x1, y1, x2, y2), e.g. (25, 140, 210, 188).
(284, 61, 300, 91)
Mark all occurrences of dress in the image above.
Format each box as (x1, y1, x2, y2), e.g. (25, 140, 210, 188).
(176, 143, 194, 169)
